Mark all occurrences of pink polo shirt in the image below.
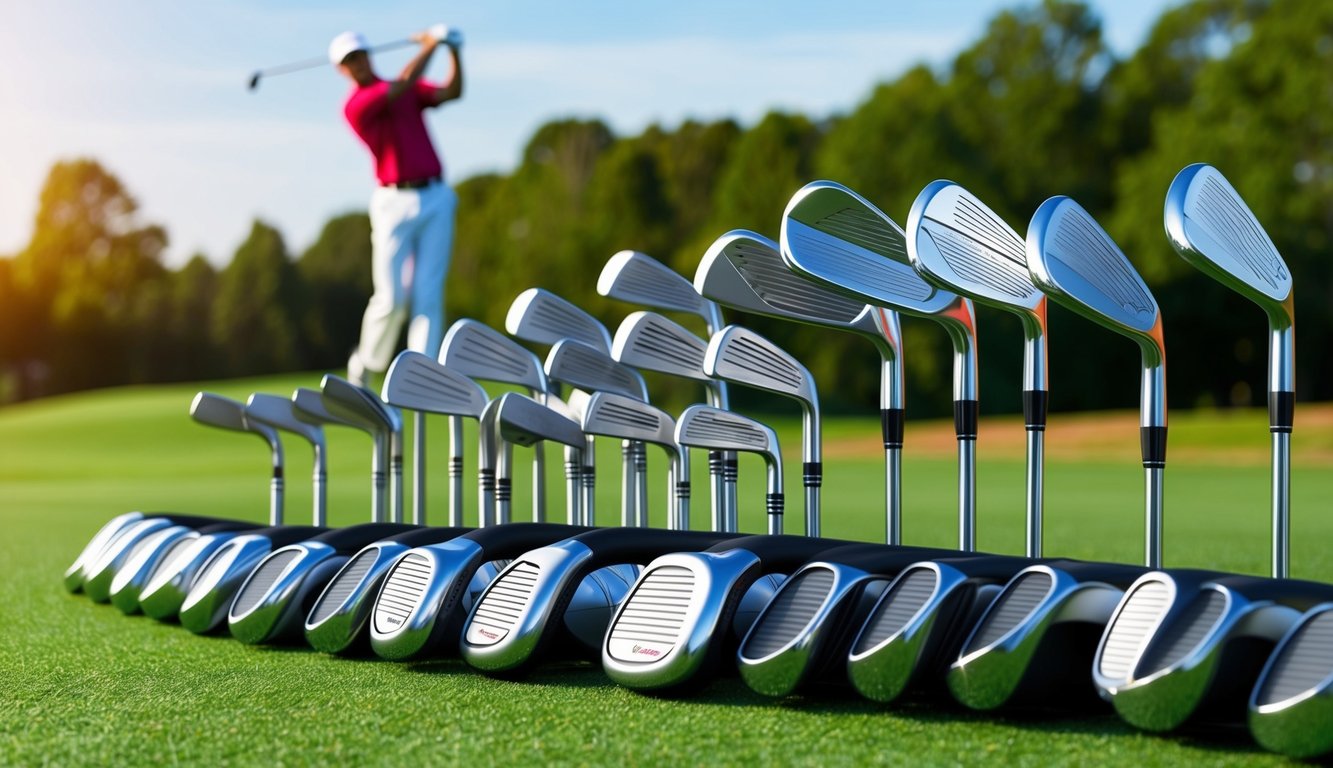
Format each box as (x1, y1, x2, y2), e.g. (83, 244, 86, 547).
(344, 78, 444, 186)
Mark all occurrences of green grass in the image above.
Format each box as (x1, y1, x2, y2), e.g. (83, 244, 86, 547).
(1, 373, 1325, 766)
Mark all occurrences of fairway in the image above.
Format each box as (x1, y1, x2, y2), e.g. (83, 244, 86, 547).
(3, 373, 1329, 766)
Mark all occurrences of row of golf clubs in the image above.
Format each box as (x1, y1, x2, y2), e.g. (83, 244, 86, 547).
(64, 163, 1324, 757)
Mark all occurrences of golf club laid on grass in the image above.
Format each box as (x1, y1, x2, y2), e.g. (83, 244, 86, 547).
(461, 396, 745, 675)
(1249, 601, 1333, 757)
(439, 318, 556, 522)
(1165, 163, 1295, 579)
(781, 180, 981, 551)
(696, 230, 905, 544)
(946, 194, 1167, 712)
(907, 180, 1049, 557)
(599, 250, 738, 536)
(602, 404, 861, 694)
(107, 392, 325, 615)
(78, 393, 285, 603)
(380, 350, 490, 527)
(368, 392, 594, 661)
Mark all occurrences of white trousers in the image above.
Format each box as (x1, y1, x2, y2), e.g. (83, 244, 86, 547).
(356, 182, 457, 371)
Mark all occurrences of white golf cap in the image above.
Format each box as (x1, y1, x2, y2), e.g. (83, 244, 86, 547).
(328, 31, 370, 65)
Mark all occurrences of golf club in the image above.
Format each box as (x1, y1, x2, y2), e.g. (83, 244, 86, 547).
(368, 392, 594, 660)
(696, 230, 905, 544)
(545, 337, 650, 527)
(380, 350, 490, 526)
(320, 374, 404, 524)
(439, 318, 555, 522)
(704, 325, 820, 537)
(78, 393, 285, 603)
(907, 180, 1049, 556)
(1249, 601, 1333, 757)
(781, 180, 981, 551)
(106, 392, 324, 614)
(1165, 163, 1294, 579)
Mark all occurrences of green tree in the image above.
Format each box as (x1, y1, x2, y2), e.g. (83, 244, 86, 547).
(211, 220, 304, 375)
(297, 212, 373, 367)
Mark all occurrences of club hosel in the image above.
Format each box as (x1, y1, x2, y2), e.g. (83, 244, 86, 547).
(1268, 309, 1295, 398)
(478, 468, 496, 527)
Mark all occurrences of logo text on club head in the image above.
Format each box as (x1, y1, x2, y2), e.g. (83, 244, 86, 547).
(632, 644, 662, 658)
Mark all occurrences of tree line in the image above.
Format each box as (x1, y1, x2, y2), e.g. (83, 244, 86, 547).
(2, 0, 1330, 421)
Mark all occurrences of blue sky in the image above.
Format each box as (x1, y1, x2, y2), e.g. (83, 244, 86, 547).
(0, 0, 1181, 266)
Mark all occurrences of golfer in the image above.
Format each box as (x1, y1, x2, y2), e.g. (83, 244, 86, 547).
(329, 26, 464, 386)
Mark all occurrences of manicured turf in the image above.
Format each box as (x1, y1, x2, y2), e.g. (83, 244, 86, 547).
(2, 374, 1326, 765)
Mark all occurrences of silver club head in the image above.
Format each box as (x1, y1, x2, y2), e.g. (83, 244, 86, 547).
(781, 180, 963, 317)
(320, 374, 403, 436)
(63, 511, 146, 593)
(1250, 603, 1333, 758)
(191, 392, 280, 448)
(697, 230, 901, 361)
(703, 325, 818, 418)
(496, 392, 585, 450)
(546, 338, 649, 401)
(291, 387, 358, 428)
(1165, 163, 1293, 331)
(1027, 196, 1164, 365)
(598, 249, 724, 331)
(382, 350, 489, 418)
(439, 318, 549, 397)
(612, 311, 712, 384)
(506, 287, 612, 353)
(675, 405, 783, 533)
(245, 394, 325, 447)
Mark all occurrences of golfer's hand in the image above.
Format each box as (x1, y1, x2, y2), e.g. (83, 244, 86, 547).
(412, 29, 441, 47)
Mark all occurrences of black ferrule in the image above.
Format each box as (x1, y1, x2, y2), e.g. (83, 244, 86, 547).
(1023, 390, 1048, 431)
(582, 467, 596, 487)
(272, 466, 284, 479)
(766, 494, 784, 517)
(496, 478, 512, 502)
(881, 408, 905, 449)
(803, 462, 823, 488)
(709, 451, 723, 474)
(449, 456, 464, 477)
(676, 481, 691, 500)
(479, 469, 496, 492)
(635, 451, 648, 472)
(1269, 391, 1295, 433)
(954, 399, 979, 440)
(1140, 426, 1168, 468)
(724, 458, 739, 482)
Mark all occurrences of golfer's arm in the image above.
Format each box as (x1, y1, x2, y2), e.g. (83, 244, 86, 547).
(387, 40, 439, 102)
(428, 46, 463, 106)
